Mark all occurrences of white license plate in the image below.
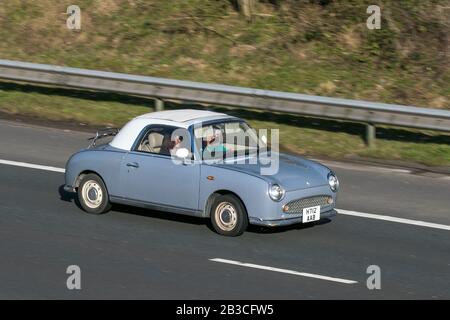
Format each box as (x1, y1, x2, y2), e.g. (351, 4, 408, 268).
(302, 205, 320, 223)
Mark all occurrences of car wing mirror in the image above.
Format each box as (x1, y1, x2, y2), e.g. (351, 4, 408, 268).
(175, 147, 190, 159)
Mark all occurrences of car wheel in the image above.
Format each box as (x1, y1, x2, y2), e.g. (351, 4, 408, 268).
(77, 173, 111, 214)
(210, 194, 248, 236)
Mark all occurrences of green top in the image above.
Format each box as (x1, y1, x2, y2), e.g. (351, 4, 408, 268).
(204, 144, 227, 154)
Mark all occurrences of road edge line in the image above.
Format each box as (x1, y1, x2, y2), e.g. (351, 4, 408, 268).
(337, 209, 450, 231)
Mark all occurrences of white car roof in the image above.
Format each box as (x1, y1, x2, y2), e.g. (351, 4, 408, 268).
(109, 109, 235, 151)
(136, 109, 228, 123)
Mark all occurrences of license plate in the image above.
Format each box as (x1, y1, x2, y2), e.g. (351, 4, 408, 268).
(302, 205, 320, 223)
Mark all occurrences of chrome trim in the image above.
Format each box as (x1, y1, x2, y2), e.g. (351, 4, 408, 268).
(249, 209, 337, 227)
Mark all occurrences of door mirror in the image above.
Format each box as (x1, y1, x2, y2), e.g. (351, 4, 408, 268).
(175, 147, 190, 159)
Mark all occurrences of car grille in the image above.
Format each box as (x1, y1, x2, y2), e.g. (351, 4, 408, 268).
(283, 195, 332, 214)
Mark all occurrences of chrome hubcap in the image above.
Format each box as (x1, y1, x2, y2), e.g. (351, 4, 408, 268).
(215, 202, 237, 231)
(81, 180, 103, 209)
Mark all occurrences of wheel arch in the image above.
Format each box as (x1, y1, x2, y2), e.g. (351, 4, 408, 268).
(75, 170, 107, 191)
(204, 189, 248, 218)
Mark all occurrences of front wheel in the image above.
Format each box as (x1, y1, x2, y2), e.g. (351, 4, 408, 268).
(77, 173, 111, 214)
(210, 194, 248, 236)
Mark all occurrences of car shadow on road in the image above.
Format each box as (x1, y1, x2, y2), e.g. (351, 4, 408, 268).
(115, 206, 333, 235)
(58, 184, 208, 225)
(247, 218, 332, 234)
(59, 184, 332, 234)
(113, 203, 208, 226)
(58, 184, 78, 203)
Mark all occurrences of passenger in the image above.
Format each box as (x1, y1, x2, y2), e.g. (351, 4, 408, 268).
(160, 134, 175, 156)
(169, 135, 183, 156)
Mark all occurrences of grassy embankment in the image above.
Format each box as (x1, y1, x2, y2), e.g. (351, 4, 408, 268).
(0, 0, 449, 166)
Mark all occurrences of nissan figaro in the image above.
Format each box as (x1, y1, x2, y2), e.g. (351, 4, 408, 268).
(64, 109, 338, 236)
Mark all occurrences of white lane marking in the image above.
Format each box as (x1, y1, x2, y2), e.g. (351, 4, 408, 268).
(1, 158, 450, 232)
(210, 258, 357, 284)
(337, 209, 450, 231)
(0, 159, 65, 173)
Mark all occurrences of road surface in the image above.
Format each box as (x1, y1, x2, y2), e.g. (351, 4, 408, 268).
(0, 119, 449, 299)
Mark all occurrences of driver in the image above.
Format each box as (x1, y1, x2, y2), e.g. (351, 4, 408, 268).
(204, 128, 227, 154)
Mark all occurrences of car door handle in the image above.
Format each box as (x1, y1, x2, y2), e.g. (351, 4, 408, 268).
(126, 162, 139, 168)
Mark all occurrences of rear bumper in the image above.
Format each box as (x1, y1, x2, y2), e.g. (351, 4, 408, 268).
(63, 184, 76, 193)
(249, 209, 337, 227)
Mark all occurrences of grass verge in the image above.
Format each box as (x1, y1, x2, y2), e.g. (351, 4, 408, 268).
(1, 81, 449, 167)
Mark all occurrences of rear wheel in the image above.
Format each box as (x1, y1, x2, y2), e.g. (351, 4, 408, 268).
(210, 194, 248, 236)
(77, 173, 111, 214)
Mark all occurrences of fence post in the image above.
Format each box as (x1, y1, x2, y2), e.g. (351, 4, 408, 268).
(155, 99, 164, 111)
(366, 123, 376, 147)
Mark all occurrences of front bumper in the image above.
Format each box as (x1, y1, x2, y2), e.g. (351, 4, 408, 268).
(246, 184, 337, 226)
(249, 209, 337, 227)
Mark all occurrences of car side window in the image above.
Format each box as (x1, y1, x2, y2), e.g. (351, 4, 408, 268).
(135, 125, 191, 157)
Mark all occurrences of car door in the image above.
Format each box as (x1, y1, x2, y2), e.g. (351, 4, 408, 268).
(119, 124, 200, 211)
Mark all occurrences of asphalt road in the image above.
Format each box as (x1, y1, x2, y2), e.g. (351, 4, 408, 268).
(0, 119, 449, 299)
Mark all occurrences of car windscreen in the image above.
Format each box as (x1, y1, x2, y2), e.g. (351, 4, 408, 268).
(194, 121, 266, 161)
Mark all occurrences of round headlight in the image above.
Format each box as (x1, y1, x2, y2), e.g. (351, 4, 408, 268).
(269, 184, 285, 201)
(328, 172, 339, 192)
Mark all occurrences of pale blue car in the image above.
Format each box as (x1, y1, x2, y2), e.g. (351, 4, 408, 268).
(64, 109, 339, 236)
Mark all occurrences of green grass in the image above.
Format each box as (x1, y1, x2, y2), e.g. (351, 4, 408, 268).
(1, 82, 449, 167)
(0, 83, 151, 125)
(0, 0, 448, 108)
(0, 1, 449, 166)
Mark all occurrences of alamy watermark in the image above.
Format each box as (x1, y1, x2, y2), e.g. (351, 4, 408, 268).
(366, 265, 381, 290)
(66, 5, 81, 30)
(367, 5, 381, 30)
(66, 265, 81, 290)
(167, 122, 280, 176)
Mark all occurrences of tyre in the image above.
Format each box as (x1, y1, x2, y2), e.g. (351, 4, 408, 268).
(210, 194, 248, 236)
(77, 173, 111, 214)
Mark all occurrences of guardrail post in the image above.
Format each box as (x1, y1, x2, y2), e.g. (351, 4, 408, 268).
(366, 123, 376, 147)
(155, 99, 164, 111)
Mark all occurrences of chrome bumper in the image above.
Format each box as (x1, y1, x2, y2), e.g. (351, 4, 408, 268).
(63, 185, 76, 193)
(249, 209, 337, 227)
